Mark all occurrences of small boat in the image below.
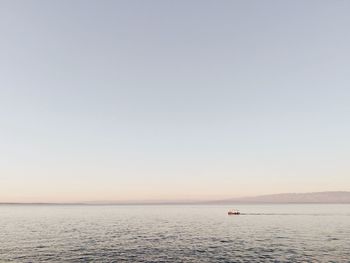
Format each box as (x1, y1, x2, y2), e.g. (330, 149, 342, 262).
(228, 209, 240, 215)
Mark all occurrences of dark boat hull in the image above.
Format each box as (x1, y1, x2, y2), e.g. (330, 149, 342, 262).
(228, 212, 240, 215)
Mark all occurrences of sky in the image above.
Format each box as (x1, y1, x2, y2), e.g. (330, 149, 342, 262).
(1, 0, 349, 203)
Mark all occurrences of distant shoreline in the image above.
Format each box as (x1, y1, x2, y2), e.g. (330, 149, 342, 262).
(1, 202, 350, 206)
(2, 191, 350, 205)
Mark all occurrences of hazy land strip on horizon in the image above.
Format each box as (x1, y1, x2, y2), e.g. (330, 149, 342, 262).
(1, 191, 350, 205)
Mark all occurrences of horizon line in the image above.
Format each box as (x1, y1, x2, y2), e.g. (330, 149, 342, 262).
(2, 191, 350, 205)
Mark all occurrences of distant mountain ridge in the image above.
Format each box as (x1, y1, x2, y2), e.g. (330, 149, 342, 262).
(214, 191, 350, 204)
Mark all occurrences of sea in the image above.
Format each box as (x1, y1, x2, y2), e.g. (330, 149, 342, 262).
(0, 204, 349, 262)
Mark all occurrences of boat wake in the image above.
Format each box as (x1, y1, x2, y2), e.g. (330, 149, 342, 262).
(240, 213, 349, 216)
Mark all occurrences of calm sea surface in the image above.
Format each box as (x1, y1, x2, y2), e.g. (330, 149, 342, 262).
(0, 204, 349, 262)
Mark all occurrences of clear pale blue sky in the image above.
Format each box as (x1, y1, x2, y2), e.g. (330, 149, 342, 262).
(1, 1, 349, 202)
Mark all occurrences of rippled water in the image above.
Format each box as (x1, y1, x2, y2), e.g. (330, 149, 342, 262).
(1, 204, 349, 262)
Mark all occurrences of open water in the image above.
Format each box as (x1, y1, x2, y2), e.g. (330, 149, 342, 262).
(0, 204, 349, 262)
